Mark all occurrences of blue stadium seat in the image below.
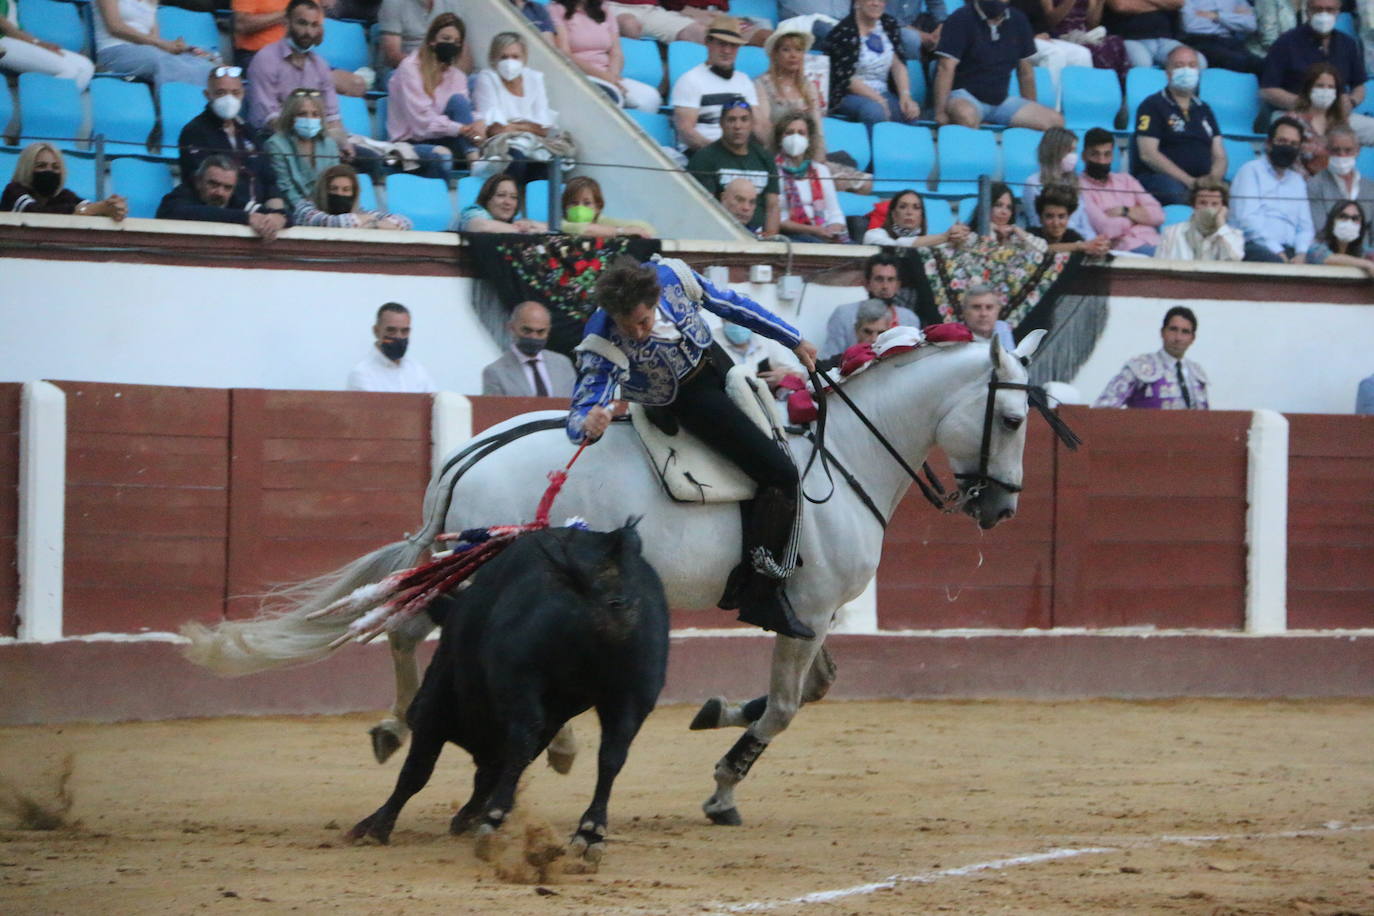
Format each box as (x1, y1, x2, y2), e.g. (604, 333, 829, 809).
(737, 46, 768, 80)
(318, 20, 369, 72)
(1222, 136, 1257, 181)
(156, 6, 220, 56)
(627, 108, 674, 147)
(1125, 67, 1166, 124)
(109, 157, 174, 218)
(932, 124, 996, 198)
(1060, 66, 1121, 131)
(999, 127, 1042, 183)
(1005, 66, 1055, 110)
(0, 84, 14, 144)
(90, 78, 156, 154)
(524, 179, 550, 222)
(18, 73, 84, 150)
(956, 195, 977, 223)
(667, 41, 706, 88)
(0, 151, 18, 184)
(63, 152, 97, 200)
(1162, 203, 1191, 226)
(926, 198, 954, 235)
(385, 173, 452, 231)
(337, 94, 372, 140)
(730, 0, 778, 24)
(19, 0, 87, 55)
(1358, 146, 1374, 179)
(620, 37, 663, 88)
(373, 95, 389, 140)
(836, 190, 873, 218)
(870, 122, 935, 195)
(907, 60, 928, 108)
(358, 175, 378, 212)
(1200, 69, 1262, 137)
(1335, 11, 1357, 39)
(158, 82, 206, 153)
(823, 116, 870, 172)
(457, 174, 484, 212)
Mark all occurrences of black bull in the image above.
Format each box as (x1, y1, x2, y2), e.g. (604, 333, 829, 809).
(347, 523, 669, 861)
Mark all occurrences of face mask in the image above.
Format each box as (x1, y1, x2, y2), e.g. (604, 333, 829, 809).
(211, 94, 242, 121)
(287, 34, 316, 53)
(326, 193, 354, 215)
(781, 133, 809, 158)
(565, 204, 596, 223)
(380, 338, 408, 361)
(1333, 217, 1362, 242)
(514, 335, 546, 356)
(1268, 143, 1300, 170)
(496, 58, 524, 81)
(433, 41, 460, 65)
(1191, 206, 1221, 235)
(31, 169, 61, 196)
(1060, 152, 1079, 172)
(1083, 159, 1111, 180)
(294, 116, 322, 139)
(977, 0, 1007, 18)
(1330, 154, 1357, 176)
(1309, 11, 1337, 34)
(1169, 66, 1200, 92)
(1309, 87, 1338, 110)
(723, 324, 752, 346)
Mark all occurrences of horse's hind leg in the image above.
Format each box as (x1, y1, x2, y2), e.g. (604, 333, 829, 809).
(702, 636, 824, 826)
(347, 722, 445, 845)
(370, 619, 432, 763)
(690, 645, 837, 730)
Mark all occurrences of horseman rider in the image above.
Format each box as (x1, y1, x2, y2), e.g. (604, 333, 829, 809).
(567, 256, 820, 640)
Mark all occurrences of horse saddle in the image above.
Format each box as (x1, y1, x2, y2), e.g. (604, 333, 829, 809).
(629, 365, 782, 504)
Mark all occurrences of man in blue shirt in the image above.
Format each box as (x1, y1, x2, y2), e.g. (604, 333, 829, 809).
(1260, 0, 1374, 143)
(1229, 116, 1314, 261)
(1180, 0, 1263, 74)
(933, 0, 1062, 129)
(1131, 45, 1227, 205)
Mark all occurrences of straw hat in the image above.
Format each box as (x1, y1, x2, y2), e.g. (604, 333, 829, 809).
(764, 20, 817, 58)
(706, 14, 747, 44)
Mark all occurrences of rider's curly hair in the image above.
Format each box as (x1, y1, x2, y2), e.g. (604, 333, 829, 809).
(595, 256, 660, 318)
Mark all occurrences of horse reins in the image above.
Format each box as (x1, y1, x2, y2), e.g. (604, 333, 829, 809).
(955, 369, 1083, 500)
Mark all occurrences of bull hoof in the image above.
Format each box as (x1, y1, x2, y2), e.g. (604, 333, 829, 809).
(546, 748, 576, 775)
(689, 696, 727, 731)
(449, 809, 478, 836)
(345, 815, 392, 845)
(369, 725, 403, 764)
(705, 806, 742, 827)
(566, 829, 605, 874)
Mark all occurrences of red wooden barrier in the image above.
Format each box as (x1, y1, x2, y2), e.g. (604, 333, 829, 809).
(1287, 413, 1374, 629)
(0, 384, 20, 637)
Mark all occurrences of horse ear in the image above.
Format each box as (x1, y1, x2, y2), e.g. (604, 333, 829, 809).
(1014, 329, 1047, 363)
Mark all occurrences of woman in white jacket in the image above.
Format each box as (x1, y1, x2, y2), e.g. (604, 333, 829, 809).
(772, 111, 849, 244)
(471, 32, 563, 181)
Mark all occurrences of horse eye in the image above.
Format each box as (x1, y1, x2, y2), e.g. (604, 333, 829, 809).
(1002, 416, 1024, 431)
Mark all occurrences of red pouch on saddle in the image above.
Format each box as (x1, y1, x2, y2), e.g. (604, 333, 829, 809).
(840, 343, 877, 376)
(924, 322, 975, 343)
(778, 375, 817, 424)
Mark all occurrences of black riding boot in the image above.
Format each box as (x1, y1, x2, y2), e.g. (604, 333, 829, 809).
(734, 487, 814, 640)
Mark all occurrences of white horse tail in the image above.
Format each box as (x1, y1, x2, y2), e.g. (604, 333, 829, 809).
(180, 534, 435, 676)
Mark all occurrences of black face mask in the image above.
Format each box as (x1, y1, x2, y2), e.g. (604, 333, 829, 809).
(326, 193, 355, 215)
(31, 170, 61, 197)
(1083, 160, 1112, 181)
(380, 338, 408, 361)
(977, 0, 1008, 18)
(433, 41, 461, 65)
(709, 64, 735, 80)
(1268, 144, 1300, 170)
(514, 336, 546, 356)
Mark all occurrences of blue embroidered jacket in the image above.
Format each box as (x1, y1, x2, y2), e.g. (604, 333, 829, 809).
(566, 262, 802, 442)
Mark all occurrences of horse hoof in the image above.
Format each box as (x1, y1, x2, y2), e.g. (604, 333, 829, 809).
(705, 807, 742, 827)
(689, 696, 726, 731)
(546, 748, 576, 775)
(369, 725, 402, 764)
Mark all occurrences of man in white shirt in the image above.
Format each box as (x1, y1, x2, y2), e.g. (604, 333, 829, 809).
(1230, 116, 1314, 262)
(346, 302, 439, 393)
(713, 320, 807, 401)
(671, 16, 760, 151)
(481, 301, 577, 397)
(821, 252, 920, 358)
(1155, 176, 1245, 261)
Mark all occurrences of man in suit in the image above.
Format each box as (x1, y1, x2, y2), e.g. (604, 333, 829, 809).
(481, 301, 577, 397)
(1307, 126, 1374, 242)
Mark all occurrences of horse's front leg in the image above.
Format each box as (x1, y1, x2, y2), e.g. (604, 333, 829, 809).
(702, 634, 825, 826)
(369, 617, 431, 763)
(690, 645, 838, 730)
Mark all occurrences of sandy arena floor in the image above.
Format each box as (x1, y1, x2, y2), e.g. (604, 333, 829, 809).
(1, 698, 1372, 915)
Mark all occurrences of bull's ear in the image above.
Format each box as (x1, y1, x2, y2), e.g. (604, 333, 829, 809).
(616, 519, 643, 562)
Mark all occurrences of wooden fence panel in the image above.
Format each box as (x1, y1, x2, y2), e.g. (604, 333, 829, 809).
(56, 382, 230, 635)
(0, 384, 20, 637)
(1052, 407, 1250, 629)
(1287, 413, 1374, 629)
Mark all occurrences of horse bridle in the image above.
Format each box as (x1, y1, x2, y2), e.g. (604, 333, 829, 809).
(805, 358, 1081, 518)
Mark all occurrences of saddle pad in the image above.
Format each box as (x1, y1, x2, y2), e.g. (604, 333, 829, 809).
(630, 366, 782, 504)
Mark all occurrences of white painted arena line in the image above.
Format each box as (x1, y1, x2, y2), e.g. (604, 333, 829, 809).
(708, 822, 1374, 914)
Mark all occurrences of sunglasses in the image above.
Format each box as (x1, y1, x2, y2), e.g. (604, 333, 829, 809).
(212, 65, 243, 78)
(721, 98, 752, 112)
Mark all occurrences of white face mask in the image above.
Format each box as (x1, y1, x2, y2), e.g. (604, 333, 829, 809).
(1060, 151, 1079, 172)
(1330, 154, 1357, 176)
(1169, 66, 1200, 92)
(1309, 11, 1337, 34)
(497, 58, 524, 81)
(211, 93, 242, 121)
(1333, 216, 1362, 241)
(781, 133, 809, 158)
(1310, 86, 1338, 109)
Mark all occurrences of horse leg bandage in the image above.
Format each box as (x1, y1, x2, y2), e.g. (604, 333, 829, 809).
(718, 733, 769, 782)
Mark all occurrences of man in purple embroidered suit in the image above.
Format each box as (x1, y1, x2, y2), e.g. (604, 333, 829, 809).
(1094, 306, 1210, 409)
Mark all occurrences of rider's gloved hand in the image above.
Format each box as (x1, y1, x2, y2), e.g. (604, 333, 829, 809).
(583, 406, 613, 442)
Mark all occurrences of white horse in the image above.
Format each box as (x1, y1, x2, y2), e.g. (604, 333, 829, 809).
(184, 330, 1052, 826)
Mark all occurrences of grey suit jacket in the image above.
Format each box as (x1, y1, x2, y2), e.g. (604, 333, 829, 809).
(1306, 170, 1374, 242)
(480, 348, 577, 397)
